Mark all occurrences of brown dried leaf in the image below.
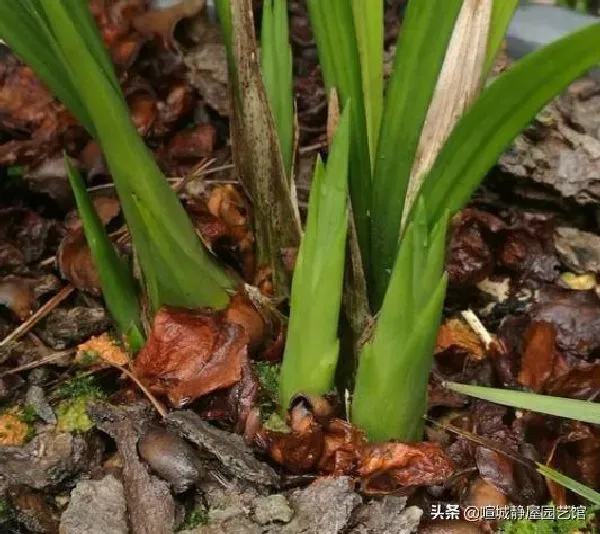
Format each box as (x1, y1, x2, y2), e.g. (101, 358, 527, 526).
(257, 399, 455, 494)
(0, 276, 34, 320)
(57, 228, 102, 295)
(517, 322, 556, 392)
(134, 307, 249, 407)
(530, 287, 600, 360)
(359, 442, 455, 495)
(128, 91, 158, 136)
(446, 210, 500, 286)
(167, 124, 216, 160)
(133, 0, 205, 48)
(435, 318, 486, 360)
(77, 333, 129, 367)
(187, 188, 255, 281)
(545, 362, 600, 400)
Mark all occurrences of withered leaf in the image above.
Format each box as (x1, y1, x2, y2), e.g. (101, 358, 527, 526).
(359, 442, 455, 495)
(167, 124, 216, 160)
(436, 318, 486, 360)
(0, 276, 35, 320)
(517, 322, 556, 392)
(134, 307, 249, 407)
(133, 0, 205, 48)
(57, 228, 102, 295)
(226, 0, 301, 298)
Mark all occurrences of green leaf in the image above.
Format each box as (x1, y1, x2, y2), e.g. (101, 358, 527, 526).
(483, 0, 519, 77)
(445, 382, 600, 425)
(370, 0, 462, 308)
(0, 0, 235, 311)
(420, 21, 600, 230)
(306, 0, 373, 285)
(352, 0, 383, 169)
(65, 158, 144, 351)
(279, 106, 351, 411)
(536, 464, 600, 506)
(261, 0, 294, 178)
(352, 201, 448, 441)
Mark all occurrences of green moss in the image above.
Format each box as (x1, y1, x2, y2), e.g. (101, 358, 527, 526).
(500, 513, 593, 533)
(78, 350, 99, 366)
(177, 505, 209, 531)
(53, 375, 105, 433)
(20, 404, 40, 424)
(56, 374, 105, 400)
(263, 412, 290, 433)
(55, 397, 95, 433)
(255, 362, 281, 413)
(0, 498, 9, 524)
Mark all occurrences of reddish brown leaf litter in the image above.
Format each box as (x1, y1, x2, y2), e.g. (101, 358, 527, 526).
(255, 401, 455, 495)
(57, 229, 102, 295)
(187, 184, 256, 282)
(0, 276, 35, 320)
(435, 318, 487, 361)
(134, 306, 249, 408)
(517, 322, 557, 392)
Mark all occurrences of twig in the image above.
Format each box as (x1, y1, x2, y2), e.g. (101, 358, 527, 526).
(111, 363, 168, 418)
(0, 285, 75, 347)
(0, 350, 74, 378)
(461, 309, 493, 349)
(425, 416, 535, 470)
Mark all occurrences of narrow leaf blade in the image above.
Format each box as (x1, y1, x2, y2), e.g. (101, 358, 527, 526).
(445, 382, 600, 425)
(370, 0, 462, 307)
(65, 158, 144, 351)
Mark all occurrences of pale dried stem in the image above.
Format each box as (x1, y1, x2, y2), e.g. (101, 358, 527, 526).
(0, 350, 74, 378)
(401, 0, 492, 232)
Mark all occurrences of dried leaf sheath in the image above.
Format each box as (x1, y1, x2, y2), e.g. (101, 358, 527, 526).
(217, 0, 301, 299)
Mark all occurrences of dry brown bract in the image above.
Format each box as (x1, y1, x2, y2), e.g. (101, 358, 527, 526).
(256, 402, 455, 495)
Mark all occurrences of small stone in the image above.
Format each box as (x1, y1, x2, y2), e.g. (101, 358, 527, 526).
(59, 475, 128, 534)
(349, 496, 422, 534)
(0, 429, 101, 489)
(253, 495, 293, 525)
(138, 427, 205, 493)
(280, 477, 361, 534)
(555, 227, 600, 274)
(26, 385, 57, 424)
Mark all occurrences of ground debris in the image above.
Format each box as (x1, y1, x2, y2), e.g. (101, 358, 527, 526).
(554, 226, 600, 274)
(34, 306, 110, 350)
(168, 409, 279, 487)
(59, 474, 128, 534)
(0, 427, 101, 489)
(499, 78, 600, 205)
(88, 401, 176, 534)
(7, 485, 59, 534)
